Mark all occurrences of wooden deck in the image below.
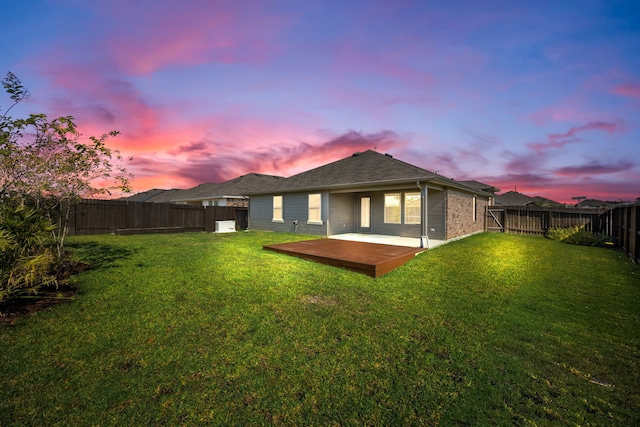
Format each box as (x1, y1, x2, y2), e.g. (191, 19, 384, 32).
(264, 239, 424, 278)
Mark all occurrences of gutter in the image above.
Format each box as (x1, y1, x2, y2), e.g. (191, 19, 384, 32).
(416, 181, 429, 249)
(246, 175, 494, 198)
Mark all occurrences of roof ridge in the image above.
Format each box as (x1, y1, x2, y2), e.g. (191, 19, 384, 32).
(379, 151, 438, 176)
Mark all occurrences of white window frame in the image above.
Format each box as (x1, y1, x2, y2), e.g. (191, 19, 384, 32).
(473, 196, 477, 222)
(272, 195, 283, 222)
(404, 192, 421, 224)
(307, 193, 323, 225)
(384, 193, 401, 224)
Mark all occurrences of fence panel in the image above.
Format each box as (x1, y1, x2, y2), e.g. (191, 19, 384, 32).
(612, 203, 639, 263)
(486, 208, 504, 232)
(170, 204, 205, 230)
(203, 206, 246, 232)
(486, 206, 610, 236)
(71, 199, 128, 235)
(488, 203, 638, 264)
(68, 199, 242, 235)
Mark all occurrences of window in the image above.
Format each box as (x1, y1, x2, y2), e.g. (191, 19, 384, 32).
(473, 196, 477, 222)
(272, 195, 283, 222)
(308, 193, 322, 224)
(404, 192, 421, 224)
(384, 193, 401, 224)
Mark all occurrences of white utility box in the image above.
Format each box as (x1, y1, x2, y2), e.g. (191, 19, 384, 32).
(214, 220, 236, 233)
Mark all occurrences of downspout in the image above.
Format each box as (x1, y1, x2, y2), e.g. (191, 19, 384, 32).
(416, 181, 429, 249)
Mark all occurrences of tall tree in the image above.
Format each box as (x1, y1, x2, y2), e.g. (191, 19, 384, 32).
(1, 71, 132, 259)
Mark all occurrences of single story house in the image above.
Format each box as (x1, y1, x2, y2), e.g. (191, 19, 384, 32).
(168, 173, 284, 207)
(494, 191, 563, 207)
(122, 173, 284, 207)
(494, 190, 536, 206)
(246, 150, 497, 247)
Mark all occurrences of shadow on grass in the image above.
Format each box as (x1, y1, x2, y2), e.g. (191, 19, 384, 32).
(65, 241, 138, 269)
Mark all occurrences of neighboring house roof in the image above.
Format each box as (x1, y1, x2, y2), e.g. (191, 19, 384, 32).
(459, 180, 500, 194)
(120, 188, 178, 203)
(494, 191, 564, 207)
(169, 173, 285, 203)
(578, 199, 616, 208)
(531, 196, 563, 207)
(120, 174, 284, 204)
(246, 150, 494, 196)
(143, 189, 186, 203)
(494, 191, 535, 206)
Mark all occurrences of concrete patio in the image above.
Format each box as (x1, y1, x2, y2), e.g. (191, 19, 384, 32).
(329, 233, 446, 249)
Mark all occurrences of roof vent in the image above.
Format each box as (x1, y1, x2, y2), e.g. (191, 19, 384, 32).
(385, 153, 393, 158)
(352, 152, 362, 156)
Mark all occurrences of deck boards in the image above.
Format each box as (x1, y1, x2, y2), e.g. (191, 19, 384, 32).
(264, 239, 424, 277)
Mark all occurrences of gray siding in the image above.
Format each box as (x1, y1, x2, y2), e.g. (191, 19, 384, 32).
(248, 192, 328, 236)
(427, 190, 446, 239)
(249, 194, 292, 233)
(249, 187, 448, 240)
(329, 193, 356, 235)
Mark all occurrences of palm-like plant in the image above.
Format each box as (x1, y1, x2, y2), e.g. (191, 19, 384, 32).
(0, 202, 57, 308)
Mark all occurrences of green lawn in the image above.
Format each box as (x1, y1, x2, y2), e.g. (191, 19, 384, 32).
(1, 231, 639, 426)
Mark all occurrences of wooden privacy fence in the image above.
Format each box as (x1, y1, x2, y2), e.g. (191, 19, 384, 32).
(612, 203, 639, 264)
(486, 203, 639, 264)
(486, 205, 612, 237)
(67, 199, 248, 235)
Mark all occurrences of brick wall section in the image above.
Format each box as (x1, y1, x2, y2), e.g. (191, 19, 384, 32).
(446, 189, 488, 239)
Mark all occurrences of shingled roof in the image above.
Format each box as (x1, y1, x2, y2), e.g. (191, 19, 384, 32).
(121, 188, 171, 202)
(494, 191, 535, 206)
(459, 180, 500, 194)
(170, 173, 284, 202)
(247, 150, 493, 196)
(120, 188, 183, 203)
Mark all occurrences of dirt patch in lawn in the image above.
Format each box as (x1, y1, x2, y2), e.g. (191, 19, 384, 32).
(299, 295, 338, 306)
(0, 261, 92, 325)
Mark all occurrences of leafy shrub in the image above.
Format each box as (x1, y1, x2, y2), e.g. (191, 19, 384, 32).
(546, 226, 614, 247)
(0, 202, 57, 308)
(564, 231, 615, 247)
(546, 226, 580, 241)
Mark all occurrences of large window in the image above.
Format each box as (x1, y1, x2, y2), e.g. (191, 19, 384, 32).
(272, 195, 283, 222)
(308, 193, 322, 224)
(384, 193, 401, 224)
(404, 192, 421, 224)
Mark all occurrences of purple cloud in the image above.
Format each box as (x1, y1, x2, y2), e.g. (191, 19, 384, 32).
(528, 121, 619, 153)
(554, 160, 634, 177)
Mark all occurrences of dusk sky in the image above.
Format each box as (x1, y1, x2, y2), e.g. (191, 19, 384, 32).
(2, 0, 639, 203)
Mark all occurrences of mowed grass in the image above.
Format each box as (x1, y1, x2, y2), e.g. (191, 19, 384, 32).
(1, 231, 639, 426)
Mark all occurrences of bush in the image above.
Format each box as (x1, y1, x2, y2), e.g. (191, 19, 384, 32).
(0, 202, 57, 308)
(546, 226, 580, 241)
(546, 226, 614, 247)
(564, 231, 615, 247)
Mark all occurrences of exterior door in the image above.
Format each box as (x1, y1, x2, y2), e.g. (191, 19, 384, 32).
(359, 196, 371, 232)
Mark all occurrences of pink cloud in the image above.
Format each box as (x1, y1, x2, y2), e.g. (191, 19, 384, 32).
(488, 171, 639, 204)
(170, 130, 406, 185)
(167, 141, 208, 156)
(109, 129, 407, 192)
(611, 84, 640, 99)
(89, 1, 287, 75)
(32, 61, 166, 147)
(527, 90, 618, 126)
